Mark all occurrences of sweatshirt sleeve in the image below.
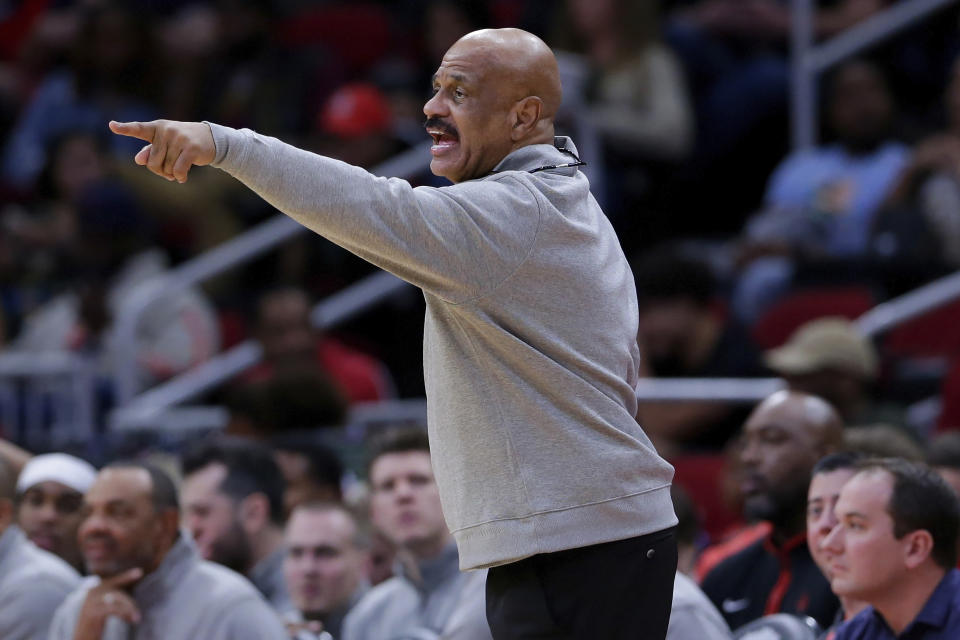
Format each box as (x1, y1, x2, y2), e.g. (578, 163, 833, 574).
(206, 123, 541, 305)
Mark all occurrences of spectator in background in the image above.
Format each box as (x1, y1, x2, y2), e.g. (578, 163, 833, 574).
(764, 317, 907, 428)
(633, 248, 764, 451)
(7, 149, 221, 387)
(181, 437, 292, 612)
(806, 452, 869, 639)
(826, 459, 960, 639)
(311, 83, 405, 170)
(49, 462, 287, 639)
(554, 0, 693, 242)
(733, 60, 910, 323)
(1, 3, 160, 191)
(342, 429, 492, 640)
(284, 502, 371, 639)
(668, 486, 732, 640)
(0, 456, 81, 640)
(15, 453, 96, 573)
(926, 432, 960, 497)
(272, 436, 345, 518)
(882, 55, 960, 270)
(244, 286, 393, 405)
(844, 424, 924, 461)
(702, 391, 843, 631)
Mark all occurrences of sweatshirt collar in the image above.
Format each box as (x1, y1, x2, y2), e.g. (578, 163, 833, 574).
(132, 531, 197, 607)
(399, 541, 461, 593)
(488, 137, 582, 177)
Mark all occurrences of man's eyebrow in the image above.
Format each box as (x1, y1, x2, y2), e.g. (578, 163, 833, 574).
(432, 73, 469, 85)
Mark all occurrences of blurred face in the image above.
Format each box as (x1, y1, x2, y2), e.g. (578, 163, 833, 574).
(53, 136, 105, 202)
(828, 62, 893, 152)
(284, 508, 368, 617)
(807, 469, 856, 578)
(423, 38, 518, 183)
(636, 299, 700, 375)
(740, 397, 827, 525)
(17, 481, 85, 568)
(784, 369, 862, 420)
(78, 468, 173, 578)
(369, 451, 448, 557)
(182, 463, 251, 573)
(258, 292, 315, 366)
(821, 471, 906, 600)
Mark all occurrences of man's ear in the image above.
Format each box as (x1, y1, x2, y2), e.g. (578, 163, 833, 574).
(903, 529, 935, 570)
(510, 97, 543, 141)
(239, 492, 270, 535)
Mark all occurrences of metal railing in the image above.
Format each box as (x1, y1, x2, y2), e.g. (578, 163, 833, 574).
(790, 0, 957, 148)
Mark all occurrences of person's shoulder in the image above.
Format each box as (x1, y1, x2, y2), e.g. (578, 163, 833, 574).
(672, 572, 715, 610)
(189, 559, 270, 606)
(8, 542, 81, 588)
(706, 534, 769, 575)
(832, 607, 875, 640)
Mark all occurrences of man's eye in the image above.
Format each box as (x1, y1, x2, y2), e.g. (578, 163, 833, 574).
(454, 89, 465, 99)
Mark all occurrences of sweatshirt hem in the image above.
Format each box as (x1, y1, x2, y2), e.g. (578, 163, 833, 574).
(453, 483, 678, 570)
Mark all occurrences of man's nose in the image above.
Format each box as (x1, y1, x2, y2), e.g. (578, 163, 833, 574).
(423, 92, 447, 119)
(38, 501, 59, 522)
(821, 522, 844, 553)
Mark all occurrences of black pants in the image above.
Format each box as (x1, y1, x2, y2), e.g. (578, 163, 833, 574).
(485, 528, 677, 640)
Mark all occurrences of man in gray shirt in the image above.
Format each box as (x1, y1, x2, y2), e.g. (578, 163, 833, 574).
(343, 429, 492, 640)
(110, 27, 677, 638)
(181, 437, 292, 612)
(48, 462, 287, 639)
(0, 457, 80, 640)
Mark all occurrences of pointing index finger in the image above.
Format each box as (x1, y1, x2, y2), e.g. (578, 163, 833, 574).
(109, 120, 156, 142)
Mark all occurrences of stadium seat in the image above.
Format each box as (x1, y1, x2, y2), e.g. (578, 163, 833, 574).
(670, 453, 742, 542)
(883, 299, 960, 360)
(751, 287, 876, 350)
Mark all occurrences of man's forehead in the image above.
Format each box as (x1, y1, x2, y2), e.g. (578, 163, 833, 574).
(837, 470, 892, 512)
(287, 509, 354, 544)
(86, 468, 152, 501)
(809, 469, 856, 498)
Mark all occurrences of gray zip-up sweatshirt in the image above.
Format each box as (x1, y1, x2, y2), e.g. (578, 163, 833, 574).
(48, 534, 288, 639)
(207, 124, 678, 569)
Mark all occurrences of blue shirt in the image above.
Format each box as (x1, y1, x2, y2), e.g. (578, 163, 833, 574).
(764, 142, 909, 256)
(834, 569, 960, 639)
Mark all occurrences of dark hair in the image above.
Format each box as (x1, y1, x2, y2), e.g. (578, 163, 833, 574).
(858, 458, 960, 570)
(366, 427, 430, 477)
(272, 436, 345, 500)
(812, 451, 866, 476)
(926, 432, 960, 470)
(0, 457, 15, 502)
(631, 248, 714, 308)
(104, 461, 180, 513)
(182, 438, 286, 525)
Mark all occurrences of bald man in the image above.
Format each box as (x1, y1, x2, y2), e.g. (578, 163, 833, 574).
(702, 391, 844, 631)
(110, 28, 678, 639)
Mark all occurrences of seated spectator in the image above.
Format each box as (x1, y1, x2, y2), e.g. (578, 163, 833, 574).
(0, 457, 81, 639)
(806, 452, 869, 639)
(633, 248, 764, 451)
(733, 60, 910, 323)
(272, 437, 345, 518)
(826, 459, 960, 639)
(181, 437, 291, 611)
(702, 390, 843, 630)
(284, 502, 371, 639)
(48, 462, 286, 639)
(669, 486, 732, 640)
(765, 317, 905, 428)
(844, 424, 924, 461)
(15, 453, 96, 572)
(243, 286, 394, 404)
(882, 55, 960, 270)
(926, 432, 960, 497)
(342, 428, 492, 640)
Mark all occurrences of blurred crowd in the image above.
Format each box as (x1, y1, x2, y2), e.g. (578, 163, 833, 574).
(3, 0, 960, 638)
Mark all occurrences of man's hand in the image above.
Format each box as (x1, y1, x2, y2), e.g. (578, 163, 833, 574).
(109, 119, 215, 183)
(72, 567, 143, 640)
